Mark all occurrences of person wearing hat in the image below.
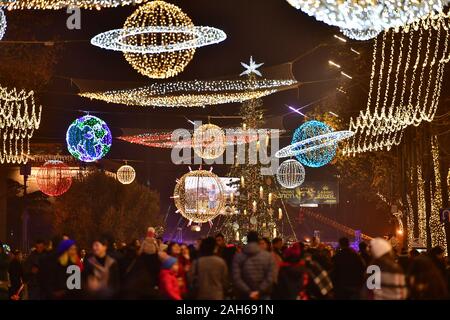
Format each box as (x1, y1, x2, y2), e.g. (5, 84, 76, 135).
(370, 237, 407, 300)
(159, 256, 182, 300)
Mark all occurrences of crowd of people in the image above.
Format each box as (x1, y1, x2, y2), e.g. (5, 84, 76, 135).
(0, 228, 449, 300)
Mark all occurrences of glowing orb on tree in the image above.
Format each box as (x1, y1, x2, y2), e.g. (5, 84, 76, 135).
(117, 165, 136, 185)
(193, 124, 226, 160)
(292, 120, 337, 168)
(173, 169, 225, 224)
(36, 160, 72, 197)
(276, 159, 305, 189)
(66, 115, 112, 163)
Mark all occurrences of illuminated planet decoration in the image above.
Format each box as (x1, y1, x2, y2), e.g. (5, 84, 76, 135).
(66, 115, 112, 163)
(275, 120, 354, 168)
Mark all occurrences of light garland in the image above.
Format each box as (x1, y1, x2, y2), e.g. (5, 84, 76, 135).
(36, 160, 73, 197)
(116, 164, 136, 185)
(0, 86, 42, 164)
(192, 124, 226, 160)
(0, 9, 6, 41)
(276, 159, 305, 189)
(286, 0, 447, 40)
(91, 26, 226, 54)
(344, 11, 450, 155)
(173, 169, 225, 224)
(0, 0, 146, 10)
(66, 115, 112, 163)
(80, 79, 296, 107)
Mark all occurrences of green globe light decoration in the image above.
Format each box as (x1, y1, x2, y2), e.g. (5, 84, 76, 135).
(291, 120, 336, 168)
(66, 115, 112, 163)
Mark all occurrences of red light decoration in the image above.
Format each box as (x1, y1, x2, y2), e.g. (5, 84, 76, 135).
(36, 160, 73, 197)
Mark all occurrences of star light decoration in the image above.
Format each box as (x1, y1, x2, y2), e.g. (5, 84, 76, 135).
(240, 56, 264, 77)
(286, 0, 447, 40)
(0, 87, 42, 164)
(80, 79, 297, 108)
(0, 0, 147, 10)
(344, 11, 450, 155)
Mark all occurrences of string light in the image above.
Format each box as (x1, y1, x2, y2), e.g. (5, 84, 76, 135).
(80, 79, 297, 107)
(286, 0, 446, 40)
(116, 164, 136, 185)
(344, 11, 450, 155)
(0, 86, 42, 164)
(0, 0, 146, 10)
(172, 169, 225, 224)
(0, 9, 6, 41)
(66, 115, 112, 163)
(276, 159, 305, 189)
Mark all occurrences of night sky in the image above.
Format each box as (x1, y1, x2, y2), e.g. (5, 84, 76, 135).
(4, 0, 394, 240)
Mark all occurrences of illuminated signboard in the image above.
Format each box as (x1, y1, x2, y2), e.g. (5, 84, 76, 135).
(279, 181, 339, 206)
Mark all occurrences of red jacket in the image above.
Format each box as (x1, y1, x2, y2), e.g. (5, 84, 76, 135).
(159, 269, 182, 300)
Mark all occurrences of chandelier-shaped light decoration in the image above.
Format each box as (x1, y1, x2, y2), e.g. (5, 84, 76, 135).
(116, 164, 136, 185)
(276, 159, 305, 189)
(66, 115, 112, 163)
(193, 124, 226, 160)
(286, 0, 447, 40)
(0, 0, 147, 10)
(0, 87, 42, 164)
(344, 11, 450, 155)
(173, 169, 225, 224)
(80, 79, 296, 107)
(36, 160, 73, 197)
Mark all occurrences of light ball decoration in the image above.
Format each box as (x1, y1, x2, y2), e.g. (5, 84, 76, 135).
(292, 120, 336, 168)
(36, 160, 73, 197)
(276, 159, 305, 189)
(0, 0, 147, 10)
(173, 169, 225, 224)
(123, 1, 195, 79)
(193, 124, 226, 160)
(66, 115, 112, 163)
(117, 165, 136, 185)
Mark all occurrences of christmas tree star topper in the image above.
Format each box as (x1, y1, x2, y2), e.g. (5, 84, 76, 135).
(240, 56, 264, 77)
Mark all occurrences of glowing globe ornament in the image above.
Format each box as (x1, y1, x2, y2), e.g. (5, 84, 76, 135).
(193, 124, 226, 160)
(117, 165, 136, 185)
(173, 169, 225, 224)
(292, 120, 336, 168)
(276, 159, 305, 189)
(36, 160, 72, 197)
(66, 115, 112, 163)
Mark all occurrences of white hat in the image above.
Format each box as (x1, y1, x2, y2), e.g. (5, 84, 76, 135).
(370, 238, 392, 259)
(147, 227, 156, 234)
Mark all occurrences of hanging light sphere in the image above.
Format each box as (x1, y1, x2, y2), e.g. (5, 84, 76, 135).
(123, 1, 195, 79)
(193, 124, 226, 160)
(173, 169, 225, 223)
(117, 165, 136, 185)
(292, 120, 337, 168)
(36, 160, 72, 197)
(276, 159, 305, 189)
(66, 115, 112, 163)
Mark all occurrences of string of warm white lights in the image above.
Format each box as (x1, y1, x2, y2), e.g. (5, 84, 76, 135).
(344, 11, 450, 156)
(0, 9, 6, 41)
(286, 0, 448, 40)
(0, 0, 146, 10)
(0, 86, 42, 164)
(80, 79, 297, 107)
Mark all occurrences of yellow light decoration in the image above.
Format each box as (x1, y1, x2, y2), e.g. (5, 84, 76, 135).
(173, 169, 225, 224)
(116, 164, 136, 185)
(0, 0, 146, 10)
(192, 124, 226, 160)
(344, 11, 450, 156)
(0, 87, 42, 164)
(123, 1, 195, 79)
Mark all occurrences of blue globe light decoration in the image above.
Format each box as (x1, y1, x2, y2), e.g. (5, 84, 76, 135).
(66, 115, 112, 163)
(291, 120, 336, 168)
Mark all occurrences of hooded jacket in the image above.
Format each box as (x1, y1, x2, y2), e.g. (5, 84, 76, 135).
(232, 242, 275, 298)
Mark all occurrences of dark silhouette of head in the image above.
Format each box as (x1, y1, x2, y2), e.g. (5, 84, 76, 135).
(200, 237, 216, 256)
(339, 237, 350, 249)
(247, 231, 259, 243)
(359, 241, 368, 252)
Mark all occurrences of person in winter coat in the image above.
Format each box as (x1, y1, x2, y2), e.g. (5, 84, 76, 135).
(188, 237, 228, 300)
(232, 231, 275, 300)
(331, 237, 366, 299)
(407, 255, 448, 300)
(24, 239, 46, 300)
(8, 250, 24, 300)
(159, 256, 182, 300)
(0, 243, 9, 299)
(369, 238, 408, 300)
(272, 243, 309, 300)
(83, 237, 120, 299)
(139, 227, 159, 256)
